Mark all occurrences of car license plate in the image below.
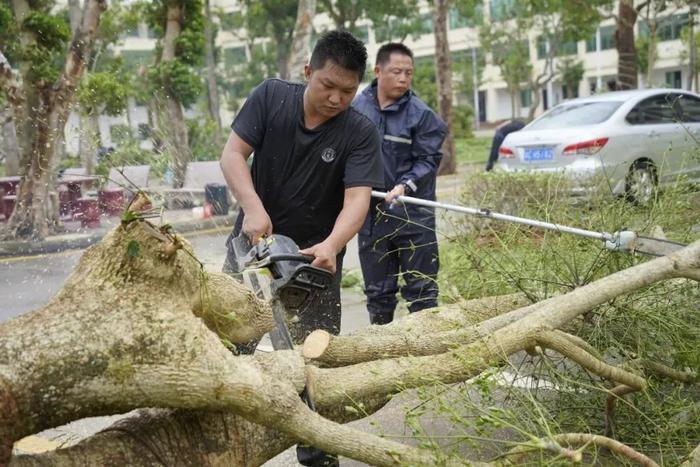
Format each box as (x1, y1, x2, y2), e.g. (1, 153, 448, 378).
(523, 147, 554, 161)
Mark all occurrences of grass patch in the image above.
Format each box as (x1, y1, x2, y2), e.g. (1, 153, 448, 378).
(455, 136, 491, 165)
(420, 170, 700, 464)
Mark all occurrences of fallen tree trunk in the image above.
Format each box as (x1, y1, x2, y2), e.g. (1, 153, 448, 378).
(4, 204, 700, 466)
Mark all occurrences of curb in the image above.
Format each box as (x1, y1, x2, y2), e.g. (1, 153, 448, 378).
(0, 212, 237, 258)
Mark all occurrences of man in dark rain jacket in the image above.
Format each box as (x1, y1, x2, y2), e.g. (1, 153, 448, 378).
(352, 42, 448, 325)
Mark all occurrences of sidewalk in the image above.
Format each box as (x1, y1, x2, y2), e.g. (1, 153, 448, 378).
(0, 163, 477, 258)
(0, 208, 237, 257)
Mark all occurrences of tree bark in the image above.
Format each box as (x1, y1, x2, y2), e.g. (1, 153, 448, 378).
(432, 0, 456, 175)
(616, 0, 639, 90)
(203, 0, 222, 142)
(1, 105, 20, 176)
(288, 0, 317, 82)
(4, 0, 107, 240)
(161, 1, 193, 189)
(78, 113, 99, 175)
(2, 205, 699, 466)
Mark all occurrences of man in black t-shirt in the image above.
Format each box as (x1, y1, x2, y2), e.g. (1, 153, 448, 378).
(220, 31, 383, 347)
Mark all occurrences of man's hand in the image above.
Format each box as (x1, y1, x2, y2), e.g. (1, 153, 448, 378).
(385, 183, 406, 204)
(242, 207, 272, 243)
(299, 240, 339, 273)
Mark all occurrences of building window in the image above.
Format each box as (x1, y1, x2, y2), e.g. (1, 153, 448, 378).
(520, 89, 532, 108)
(536, 37, 547, 59)
(490, 0, 515, 22)
(419, 13, 433, 34)
(448, 6, 482, 29)
(639, 13, 689, 41)
(586, 25, 615, 52)
(558, 40, 578, 56)
(224, 46, 247, 67)
(666, 70, 682, 88)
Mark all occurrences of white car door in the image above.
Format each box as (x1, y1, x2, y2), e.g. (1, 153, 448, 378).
(678, 94, 700, 183)
(628, 94, 687, 184)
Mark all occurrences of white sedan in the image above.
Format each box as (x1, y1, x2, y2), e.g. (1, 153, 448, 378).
(496, 88, 700, 203)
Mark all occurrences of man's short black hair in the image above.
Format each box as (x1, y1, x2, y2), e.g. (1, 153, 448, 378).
(309, 30, 367, 81)
(376, 42, 414, 67)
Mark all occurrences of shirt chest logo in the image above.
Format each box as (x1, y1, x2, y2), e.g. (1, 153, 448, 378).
(320, 147, 337, 163)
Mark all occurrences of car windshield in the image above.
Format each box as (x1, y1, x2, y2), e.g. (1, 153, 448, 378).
(527, 101, 623, 130)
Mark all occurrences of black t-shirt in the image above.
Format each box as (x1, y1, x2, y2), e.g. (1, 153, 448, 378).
(231, 79, 383, 247)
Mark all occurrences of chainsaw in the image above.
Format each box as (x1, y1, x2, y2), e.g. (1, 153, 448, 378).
(229, 233, 333, 350)
(229, 233, 334, 465)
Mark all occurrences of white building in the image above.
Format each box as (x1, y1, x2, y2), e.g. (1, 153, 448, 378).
(69, 0, 697, 152)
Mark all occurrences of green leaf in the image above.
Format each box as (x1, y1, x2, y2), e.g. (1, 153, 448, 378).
(127, 240, 140, 257)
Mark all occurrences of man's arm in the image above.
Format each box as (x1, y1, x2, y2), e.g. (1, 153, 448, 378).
(299, 186, 371, 273)
(386, 111, 447, 202)
(219, 131, 272, 241)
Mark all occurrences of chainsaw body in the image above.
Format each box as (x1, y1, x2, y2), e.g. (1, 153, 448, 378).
(230, 233, 333, 311)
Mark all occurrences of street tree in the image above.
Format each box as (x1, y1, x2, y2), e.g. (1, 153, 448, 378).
(318, 0, 418, 33)
(480, 0, 603, 120)
(203, 0, 222, 142)
(288, 0, 317, 81)
(75, 71, 128, 175)
(0, 0, 107, 240)
(2, 195, 700, 465)
(143, 0, 205, 188)
(239, 0, 298, 81)
(74, 0, 137, 175)
(0, 57, 20, 176)
(430, 0, 456, 175)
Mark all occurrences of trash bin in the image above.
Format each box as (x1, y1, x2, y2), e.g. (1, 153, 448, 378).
(205, 183, 230, 216)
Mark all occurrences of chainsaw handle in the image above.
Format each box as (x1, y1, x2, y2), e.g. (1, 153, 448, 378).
(266, 253, 314, 264)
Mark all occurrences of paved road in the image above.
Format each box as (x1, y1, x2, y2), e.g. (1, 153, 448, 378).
(0, 228, 365, 322)
(0, 230, 231, 321)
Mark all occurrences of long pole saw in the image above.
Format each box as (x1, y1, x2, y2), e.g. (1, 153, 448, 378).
(371, 191, 687, 257)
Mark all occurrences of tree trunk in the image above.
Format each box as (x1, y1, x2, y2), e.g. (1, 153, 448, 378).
(528, 85, 541, 121)
(615, 0, 639, 90)
(3, 212, 700, 465)
(78, 113, 100, 175)
(3, 0, 107, 240)
(1, 106, 20, 176)
(276, 40, 291, 81)
(161, 1, 193, 189)
(689, 8, 697, 91)
(68, 0, 82, 33)
(646, 18, 657, 87)
(288, 0, 317, 82)
(203, 0, 222, 142)
(433, 0, 456, 175)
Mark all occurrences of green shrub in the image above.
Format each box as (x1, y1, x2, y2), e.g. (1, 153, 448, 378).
(426, 171, 700, 463)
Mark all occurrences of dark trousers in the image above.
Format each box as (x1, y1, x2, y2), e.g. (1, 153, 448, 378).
(359, 214, 439, 324)
(485, 119, 527, 171)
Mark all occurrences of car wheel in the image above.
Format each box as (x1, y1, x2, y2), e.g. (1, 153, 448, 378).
(625, 160, 657, 205)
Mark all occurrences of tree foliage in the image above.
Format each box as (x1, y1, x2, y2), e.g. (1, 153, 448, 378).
(143, 0, 205, 105)
(318, 0, 419, 33)
(479, 0, 607, 117)
(76, 71, 128, 116)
